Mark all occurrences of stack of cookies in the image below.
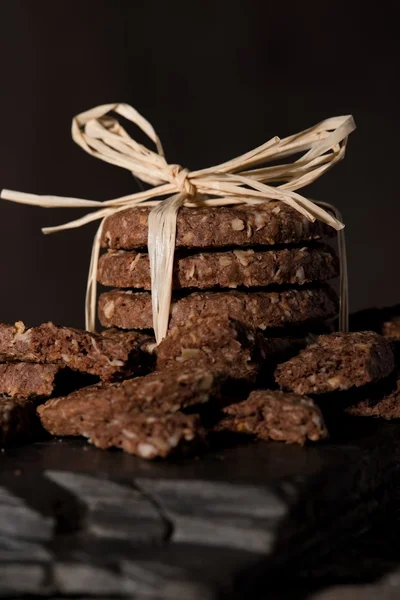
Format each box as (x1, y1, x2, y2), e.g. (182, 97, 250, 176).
(97, 202, 340, 336)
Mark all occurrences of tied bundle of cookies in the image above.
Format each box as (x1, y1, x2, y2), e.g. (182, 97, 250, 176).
(97, 202, 340, 339)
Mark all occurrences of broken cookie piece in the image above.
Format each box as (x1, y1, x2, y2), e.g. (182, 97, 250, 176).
(86, 412, 205, 458)
(38, 366, 223, 438)
(0, 321, 151, 381)
(38, 366, 221, 459)
(0, 362, 60, 399)
(0, 397, 38, 447)
(100, 327, 156, 355)
(345, 375, 400, 419)
(156, 315, 269, 383)
(0, 362, 97, 400)
(275, 331, 395, 395)
(156, 314, 304, 386)
(218, 389, 327, 445)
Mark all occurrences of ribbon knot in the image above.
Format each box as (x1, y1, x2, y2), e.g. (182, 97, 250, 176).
(168, 165, 196, 197)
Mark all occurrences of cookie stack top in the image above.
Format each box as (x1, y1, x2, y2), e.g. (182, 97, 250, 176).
(100, 202, 332, 250)
(97, 202, 339, 333)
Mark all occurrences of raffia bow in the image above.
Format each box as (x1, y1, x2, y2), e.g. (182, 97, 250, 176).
(1, 103, 355, 342)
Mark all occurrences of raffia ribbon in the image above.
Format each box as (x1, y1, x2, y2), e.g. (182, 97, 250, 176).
(1, 103, 355, 342)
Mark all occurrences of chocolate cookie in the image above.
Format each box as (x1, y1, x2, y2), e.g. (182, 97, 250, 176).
(0, 321, 151, 381)
(85, 412, 205, 459)
(100, 327, 156, 354)
(345, 374, 400, 419)
(38, 366, 224, 438)
(0, 363, 60, 399)
(156, 315, 268, 383)
(275, 331, 395, 395)
(98, 286, 338, 331)
(97, 245, 339, 290)
(156, 314, 303, 385)
(101, 202, 334, 250)
(217, 389, 327, 445)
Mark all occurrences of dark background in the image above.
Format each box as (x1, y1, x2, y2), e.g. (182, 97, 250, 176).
(0, 0, 398, 328)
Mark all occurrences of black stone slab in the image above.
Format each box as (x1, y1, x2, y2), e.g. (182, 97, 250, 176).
(1, 420, 400, 598)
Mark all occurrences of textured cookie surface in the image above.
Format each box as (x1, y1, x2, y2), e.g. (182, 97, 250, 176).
(275, 331, 395, 395)
(101, 202, 334, 250)
(217, 389, 327, 445)
(85, 412, 204, 459)
(156, 315, 270, 383)
(97, 245, 339, 290)
(98, 286, 338, 331)
(346, 375, 400, 419)
(0, 321, 149, 381)
(38, 366, 223, 438)
(37, 366, 219, 459)
(0, 363, 60, 398)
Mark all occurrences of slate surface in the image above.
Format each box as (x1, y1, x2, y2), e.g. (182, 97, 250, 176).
(1, 419, 400, 599)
